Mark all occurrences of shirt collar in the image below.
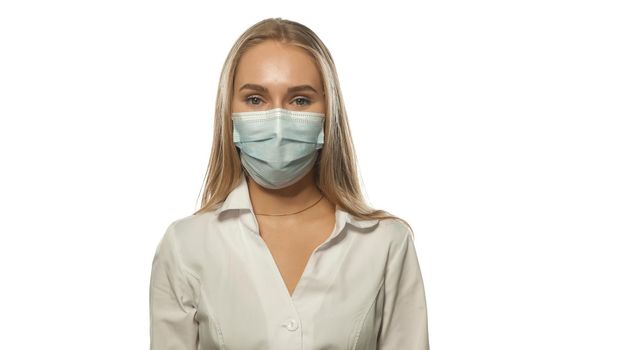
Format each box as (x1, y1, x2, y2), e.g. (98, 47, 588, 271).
(216, 173, 379, 229)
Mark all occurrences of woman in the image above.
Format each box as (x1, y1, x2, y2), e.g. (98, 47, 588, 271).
(149, 17, 429, 350)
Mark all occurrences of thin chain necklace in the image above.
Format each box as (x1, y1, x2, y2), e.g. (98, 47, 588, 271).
(254, 194, 325, 216)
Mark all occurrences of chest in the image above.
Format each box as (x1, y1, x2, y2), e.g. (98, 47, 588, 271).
(256, 215, 336, 296)
(192, 212, 391, 350)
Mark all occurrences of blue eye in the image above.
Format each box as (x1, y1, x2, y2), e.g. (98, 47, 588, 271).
(293, 97, 310, 106)
(246, 96, 262, 105)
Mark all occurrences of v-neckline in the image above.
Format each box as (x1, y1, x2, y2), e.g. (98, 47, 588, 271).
(248, 208, 344, 303)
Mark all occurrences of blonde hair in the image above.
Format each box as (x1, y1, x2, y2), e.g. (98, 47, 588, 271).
(193, 17, 411, 230)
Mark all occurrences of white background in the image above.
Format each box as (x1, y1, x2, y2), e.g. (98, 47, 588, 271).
(1, 0, 620, 349)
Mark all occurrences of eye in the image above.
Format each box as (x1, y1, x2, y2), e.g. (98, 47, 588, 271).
(292, 97, 311, 106)
(245, 96, 263, 105)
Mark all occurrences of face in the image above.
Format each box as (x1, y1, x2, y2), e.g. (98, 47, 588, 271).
(232, 40, 326, 114)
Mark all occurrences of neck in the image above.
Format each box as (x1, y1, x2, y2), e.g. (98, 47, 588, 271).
(245, 171, 325, 216)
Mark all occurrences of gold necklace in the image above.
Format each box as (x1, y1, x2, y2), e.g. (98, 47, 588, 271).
(254, 194, 325, 216)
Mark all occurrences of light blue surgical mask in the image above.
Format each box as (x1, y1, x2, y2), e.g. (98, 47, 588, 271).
(232, 107, 325, 189)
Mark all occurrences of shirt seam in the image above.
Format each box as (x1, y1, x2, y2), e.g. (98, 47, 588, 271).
(196, 280, 226, 347)
(351, 277, 386, 350)
(169, 220, 202, 306)
(170, 220, 225, 347)
(373, 219, 411, 347)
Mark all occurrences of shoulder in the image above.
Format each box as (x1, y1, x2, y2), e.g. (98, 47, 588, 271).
(154, 212, 219, 280)
(162, 210, 218, 244)
(373, 218, 422, 280)
(376, 217, 414, 245)
(348, 216, 415, 260)
(156, 211, 216, 260)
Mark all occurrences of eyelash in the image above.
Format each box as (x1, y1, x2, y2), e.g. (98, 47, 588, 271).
(245, 95, 311, 106)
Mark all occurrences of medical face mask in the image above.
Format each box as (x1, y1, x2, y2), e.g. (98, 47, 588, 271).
(232, 107, 325, 189)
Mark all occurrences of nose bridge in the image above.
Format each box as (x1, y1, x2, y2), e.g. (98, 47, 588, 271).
(268, 85, 288, 109)
(272, 95, 284, 109)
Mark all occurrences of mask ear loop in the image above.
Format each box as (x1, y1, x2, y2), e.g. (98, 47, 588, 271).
(235, 145, 249, 179)
(313, 148, 322, 184)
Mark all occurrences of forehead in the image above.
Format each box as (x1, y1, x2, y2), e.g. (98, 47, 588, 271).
(234, 40, 322, 88)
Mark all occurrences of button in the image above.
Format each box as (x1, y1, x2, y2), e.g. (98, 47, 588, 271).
(284, 318, 298, 331)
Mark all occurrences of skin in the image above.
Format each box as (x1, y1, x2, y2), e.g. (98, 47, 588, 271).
(231, 39, 336, 297)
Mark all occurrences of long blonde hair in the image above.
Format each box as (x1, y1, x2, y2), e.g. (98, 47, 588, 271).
(193, 17, 410, 230)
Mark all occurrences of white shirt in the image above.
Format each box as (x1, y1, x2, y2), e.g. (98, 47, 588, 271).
(149, 174, 429, 349)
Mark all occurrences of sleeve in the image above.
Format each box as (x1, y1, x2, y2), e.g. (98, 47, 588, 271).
(377, 222, 430, 349)
(149, 221, 201, 350)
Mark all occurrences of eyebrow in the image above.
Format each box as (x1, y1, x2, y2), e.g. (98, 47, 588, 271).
(238, 83, 319, 94)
